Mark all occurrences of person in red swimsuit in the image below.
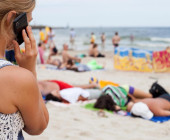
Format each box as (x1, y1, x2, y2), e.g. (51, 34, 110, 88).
(38, 80, 99, 96)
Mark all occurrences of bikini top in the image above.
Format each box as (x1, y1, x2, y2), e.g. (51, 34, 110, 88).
(0, 59, 24, 140)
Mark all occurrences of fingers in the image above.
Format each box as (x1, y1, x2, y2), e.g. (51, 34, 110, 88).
(26, 26, 36, 50)
(22, 29, 31, 52)
(22, 26, 37, 57)
(13, 40, 21, 59)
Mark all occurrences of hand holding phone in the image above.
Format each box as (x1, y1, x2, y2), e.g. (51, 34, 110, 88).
(13, 13, 28, 45)
(13, 26, 38, 77)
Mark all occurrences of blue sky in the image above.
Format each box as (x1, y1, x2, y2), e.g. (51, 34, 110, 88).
(32, 0, 170, 27)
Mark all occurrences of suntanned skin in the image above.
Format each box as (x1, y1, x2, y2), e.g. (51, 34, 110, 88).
(38, 81, 60, 95)
(112, 34, 120, 46)
(89, 46, 99, 57)
(127, 94, 170, 116)
(62, 44, 81, 65)
(0, 11, 49, 135)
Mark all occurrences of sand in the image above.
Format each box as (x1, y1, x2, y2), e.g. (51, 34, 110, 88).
(24, 50, 170, 140)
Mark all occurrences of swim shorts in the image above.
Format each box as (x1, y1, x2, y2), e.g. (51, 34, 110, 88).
(121, 85, 135, 95)
(49, 80, 73, 90)
(158, 93, 170, 102)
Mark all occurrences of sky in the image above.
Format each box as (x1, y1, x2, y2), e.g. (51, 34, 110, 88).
(31, 0, 170, 27)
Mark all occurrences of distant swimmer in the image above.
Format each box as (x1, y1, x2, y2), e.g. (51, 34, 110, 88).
(90, 32, 96, 44)
(112, 32, 120, 47)
(101, 33, 106, 50)
(130, 34, 134, 44)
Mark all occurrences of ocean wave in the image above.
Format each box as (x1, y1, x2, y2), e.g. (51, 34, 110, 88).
(120, 36, 170, 43)
(129, 42, 167, 48)
(150, 37, 170, 43)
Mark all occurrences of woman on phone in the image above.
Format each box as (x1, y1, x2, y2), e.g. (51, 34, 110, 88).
(0, 0, 49, 139)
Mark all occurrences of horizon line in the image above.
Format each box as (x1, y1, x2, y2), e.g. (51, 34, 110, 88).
(31, 24, 170, 29)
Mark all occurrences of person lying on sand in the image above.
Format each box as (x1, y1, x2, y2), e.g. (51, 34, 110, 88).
(44, 45, 64, 68)
(89, 43, 105, 57)
(94, 82, 170, 118)
(65, 59, 93, 72)
(47, 87, 100, 103)
(46, 55, 62, 68)
(38, 80, 102, 103)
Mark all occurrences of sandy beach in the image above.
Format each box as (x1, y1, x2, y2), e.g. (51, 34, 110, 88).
(24, 50, 170, 140)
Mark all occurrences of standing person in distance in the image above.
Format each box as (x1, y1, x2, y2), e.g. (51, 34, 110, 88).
(112, 32, 120, 48)
(48, 27, 55, 48)
(70, 28, 76, 49)
(101, 33, 106, 51)
(39, 28, 45, 43)
(90, 32, 96, 44)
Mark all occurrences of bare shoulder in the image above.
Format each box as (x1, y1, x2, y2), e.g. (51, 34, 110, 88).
(0, 66, 38, 96)
(0, 66, 39, 113)
(0, 66, 35, 84)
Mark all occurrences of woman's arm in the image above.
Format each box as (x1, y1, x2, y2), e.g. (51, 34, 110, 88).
(12, 26, 49, 135)
(12, 68, 49, 135)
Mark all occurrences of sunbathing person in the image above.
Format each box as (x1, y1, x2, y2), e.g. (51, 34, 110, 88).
(62, 43, 81, 66)
(48, 87, 92, 103)
(39, 80, 153, 104)
(38, 80, 102, 103)
(65, 59, 79, 71)
(127, 93, 170, 117)
(89, 43, 105, 57)
(49, 45, 58, 56)
(65, 59, 91, 72)
(94, 82, 170, 118)
(46, 55, 62, 68)
(45, 46, 63, 68)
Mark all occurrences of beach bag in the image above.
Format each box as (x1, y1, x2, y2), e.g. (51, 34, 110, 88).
(149, 82, 168, 98)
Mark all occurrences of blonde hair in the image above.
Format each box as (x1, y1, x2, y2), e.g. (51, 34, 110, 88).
(0, 0, 35, 41)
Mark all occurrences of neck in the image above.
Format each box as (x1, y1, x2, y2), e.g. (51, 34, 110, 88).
(0, 37, 7, 59)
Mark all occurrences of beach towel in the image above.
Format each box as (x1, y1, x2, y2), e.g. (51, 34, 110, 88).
(39, 62, 104, 72)
(38, 64, 64, 70)
(99, 80, 119, 89)
(84, 103, 170, 123)
(87, 60, 103, 70)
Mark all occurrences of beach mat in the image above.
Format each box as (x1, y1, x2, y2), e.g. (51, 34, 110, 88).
(84, 103, 170, 123)
(38, 64, 104, 72)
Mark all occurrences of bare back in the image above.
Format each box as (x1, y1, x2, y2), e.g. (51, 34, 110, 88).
(62, 50, 70, 64)
(38, 81, 60, 96)
(141, 98, 170, 116)
(112, 35, 120, 45)
(89, 46, 98, 57)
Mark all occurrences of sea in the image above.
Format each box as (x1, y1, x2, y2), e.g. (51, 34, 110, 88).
(32, 27, 170, 52)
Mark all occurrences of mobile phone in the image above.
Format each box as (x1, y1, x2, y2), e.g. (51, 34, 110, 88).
(13, 13, 28, 45)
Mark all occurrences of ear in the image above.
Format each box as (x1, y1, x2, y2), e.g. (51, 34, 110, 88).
(6, 11, 17, 26)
